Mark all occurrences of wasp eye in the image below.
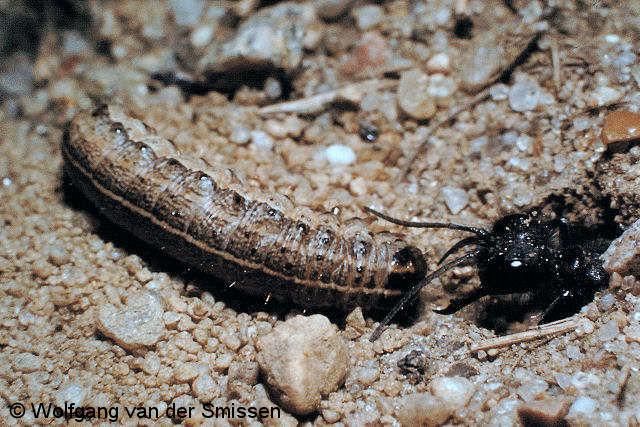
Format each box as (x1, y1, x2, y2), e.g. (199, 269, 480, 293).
(510, 260, 523, 268)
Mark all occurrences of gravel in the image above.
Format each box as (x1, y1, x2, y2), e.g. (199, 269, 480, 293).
(2, 0, 640, 425)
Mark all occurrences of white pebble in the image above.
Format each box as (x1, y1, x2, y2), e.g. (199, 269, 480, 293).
(554, 372, 572, 390)
(603, 34, 621, 43)
(169, 0, 204, 27)
(566, 344, 583, 360)
(191, 26, 214, 48)
(230, 127, 251, 145)
(573, 116, 591, 132)
(470, 136, 488, 152)
(508, 79, 540, 112)
(430, 376, 475, 409)
(250, 130, 274, 150)
(613, 52, 636, 68)
(396, 393, 452, 425)
(56, 383, 88, 407)
(597, 293, 616, 312)
(398, 69, 437, 120)
(441, 186, 468, 214)
(427, 73, 457, 104)
(426, 53, 451, 73)
(516, 134, 533, 152)
(349, 177, 367, 196)
(490, 83, 510, 101)
(597, 319, 620, 342)
(568, 396, 597, 417)
(353, 5, 384, 30)
(516, 378, 548, 402)
(502, 130, 519, 145)
(325, 144, 356, 165)
(588, 86, 622, 107)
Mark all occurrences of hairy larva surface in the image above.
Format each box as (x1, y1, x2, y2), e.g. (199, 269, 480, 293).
(61, 105, 426, 311)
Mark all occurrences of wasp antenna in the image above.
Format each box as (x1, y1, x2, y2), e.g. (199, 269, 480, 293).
(364, 206, 491, 239)
(438, 236, 485, 265)
(369, 249, 480, 342)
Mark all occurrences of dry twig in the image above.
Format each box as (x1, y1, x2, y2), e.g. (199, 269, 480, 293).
(470, 317, 580, 353)
(258, 79, 397, 115)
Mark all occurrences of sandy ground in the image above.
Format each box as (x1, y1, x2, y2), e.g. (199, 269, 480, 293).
(1, 0, 640, 425)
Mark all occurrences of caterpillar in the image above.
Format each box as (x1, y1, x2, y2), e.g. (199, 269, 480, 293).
(61, 104, 427, 311)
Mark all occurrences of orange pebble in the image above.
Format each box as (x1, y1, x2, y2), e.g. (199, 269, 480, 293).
(601, 110, 640, 153)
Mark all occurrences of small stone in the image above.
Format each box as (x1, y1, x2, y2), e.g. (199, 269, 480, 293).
(197, 2, 316, 74)
(430, 376, 475, 409)
(352, 5, 384, 31)
(230, 127, 251, 145)
(190, 25, 214, 48)
(96, 292, 166, 351)
(597, 319, 620, 342)
(597, 293, 616, 312)
(516, 378, 548, 402)
(250, 130, 274, 150)
(600, 110, 640, 153)
(398, 69, 436, 120)
(470, 135, 488, 152)
(567, 396, 597, 418)
(325, 144, 356, 165)
(396, 392, 452, 425)
(601, 219, 640, 276)
(12, 353, 42, 373)
(441, 186, 468, 214)
(56, 382, 88, 407)
(623, 324, 640, 344)
(426, 53, 451, 73)
(574, 116, 591, 132)
(518, 398, 570, 426)
(458, 37, 501, 92)
(340, 31, 391, 75)
(445, 362, 478, 378)
(345, 306, 366, 330)
(256, 314, 349, 415)
(174, 362, 199, 383)
(508, 79, 540, 112)
(192, 374, 218, 400)
(604, 34, 621, 43)
(489, 83, 510, 101)
(588, 86, 622, 107)
(168, 0, 205, 27)
(322, 409, 341, 423)
(566, 344, 583, 360)
(349, 177, 367, 196)
(264, 77, 282, 100)
(315, 0, 352, 19)
(427, 73, 457, 107)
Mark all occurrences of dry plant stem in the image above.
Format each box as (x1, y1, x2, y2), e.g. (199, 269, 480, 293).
(258, 79, 397, 115)
(470, 317, 580, 353)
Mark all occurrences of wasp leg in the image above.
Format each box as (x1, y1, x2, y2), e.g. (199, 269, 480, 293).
(434, 287, 488, 315)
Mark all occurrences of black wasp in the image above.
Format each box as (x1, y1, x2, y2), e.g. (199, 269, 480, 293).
(366, 207, 612, 341)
